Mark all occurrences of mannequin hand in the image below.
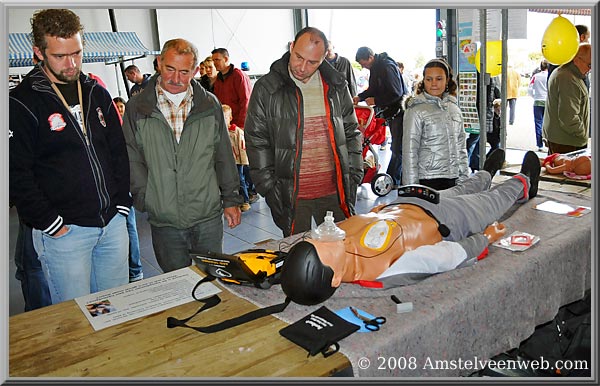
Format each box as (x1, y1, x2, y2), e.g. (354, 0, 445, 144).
(483, 221, 506, 244)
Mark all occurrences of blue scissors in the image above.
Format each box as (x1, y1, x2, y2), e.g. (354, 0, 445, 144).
(350, 307, 386, 331)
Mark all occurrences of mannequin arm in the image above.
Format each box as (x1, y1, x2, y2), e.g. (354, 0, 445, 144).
(544, 162, 569, 174)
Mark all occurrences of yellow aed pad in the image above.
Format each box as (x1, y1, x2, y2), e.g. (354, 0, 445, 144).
(360, 220, 396, 251)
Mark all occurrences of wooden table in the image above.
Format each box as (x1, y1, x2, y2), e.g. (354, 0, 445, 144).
(9, 267, 351, 377)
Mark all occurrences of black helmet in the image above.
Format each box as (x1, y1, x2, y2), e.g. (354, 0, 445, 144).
(280, 241, 337, 305)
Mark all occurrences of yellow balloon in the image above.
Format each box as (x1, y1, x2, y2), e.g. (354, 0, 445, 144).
(475, 41, 503, 77)
(541, 16, 579, 65)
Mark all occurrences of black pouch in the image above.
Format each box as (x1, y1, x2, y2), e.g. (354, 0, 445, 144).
(279, 306, 360, 357)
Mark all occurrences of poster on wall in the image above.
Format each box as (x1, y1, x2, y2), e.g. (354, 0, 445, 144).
(458, 21, 477, 73)
(456, 13, 480, 133)
(458, 71, 480, 133)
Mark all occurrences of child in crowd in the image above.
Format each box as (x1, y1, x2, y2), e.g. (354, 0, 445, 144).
(223, 104, 251, 212)
(113, 95, 143, 282)
(113, 96, 126, 118)
(402, 58, 469, 190)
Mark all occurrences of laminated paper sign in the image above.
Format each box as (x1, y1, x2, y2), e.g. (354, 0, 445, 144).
(75, 267, 220, 331)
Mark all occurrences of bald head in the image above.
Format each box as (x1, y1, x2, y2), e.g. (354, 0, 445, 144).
(574, 43, 591, 75)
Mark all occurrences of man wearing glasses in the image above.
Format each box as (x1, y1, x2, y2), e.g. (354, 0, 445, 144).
(543, 43, 592, 155)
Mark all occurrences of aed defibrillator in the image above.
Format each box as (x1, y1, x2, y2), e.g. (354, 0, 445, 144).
(190, 249, 286, 289)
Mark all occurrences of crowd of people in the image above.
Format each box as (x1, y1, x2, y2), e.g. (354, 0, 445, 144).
(8, 8, 592, 312)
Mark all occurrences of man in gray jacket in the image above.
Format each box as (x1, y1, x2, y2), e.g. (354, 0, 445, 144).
(245, 27, 363, 237)
(123, 38, 243, 273)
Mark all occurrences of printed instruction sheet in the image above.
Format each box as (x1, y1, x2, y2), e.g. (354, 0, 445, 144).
(534, 200, 591, 217)
(75, 267, 220, 331)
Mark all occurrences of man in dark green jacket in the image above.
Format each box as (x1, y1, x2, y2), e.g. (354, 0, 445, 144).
(543, 43, 591, 155)
(245, 27, 363, 237)
(122, 38, 243, 273)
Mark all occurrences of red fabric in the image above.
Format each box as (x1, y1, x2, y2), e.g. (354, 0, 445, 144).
(563, 171, 591, 180)
(512, 174, 529, 201)
(297, 116, 337, 199)
(477, 247, 489, 261)
(541, 153, 560, 167)
(355, 107, 386, 145)
(362, 165, 378, 184)
(213, 67, 252, 127)
(351, 280, 384, 288)
(87, 72, 108, 89)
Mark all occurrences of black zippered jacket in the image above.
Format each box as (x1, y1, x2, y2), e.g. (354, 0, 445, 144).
(9, 65, 131, 235)
(357, 52, 405, 110)
(244, 52, 363, 236)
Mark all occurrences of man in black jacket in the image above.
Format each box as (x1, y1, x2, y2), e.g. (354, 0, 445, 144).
(10, 9, 131, 304)
(354, 47, 406, 185)
(326, 41, 357, 97)
(124, 64, 151, 97)
(245, 27, 363, 237)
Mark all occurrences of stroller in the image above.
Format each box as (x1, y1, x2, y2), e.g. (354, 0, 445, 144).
(355, 105, 394, 197)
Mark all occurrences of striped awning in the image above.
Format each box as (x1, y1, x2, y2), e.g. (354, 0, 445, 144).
(528, 8, 592, 16)
(9, 31, 159, 67)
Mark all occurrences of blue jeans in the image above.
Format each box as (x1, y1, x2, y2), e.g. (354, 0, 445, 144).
(237, 165, 249, 203)
(126, 207, 144, 282)
(14, 218, 51, 311)
(466, 133, 480, 171)
(32, 214, 129, 304)
(150, 215, 224, 273)
(533, 105, 545, 148)
(243, 165, 256, 195)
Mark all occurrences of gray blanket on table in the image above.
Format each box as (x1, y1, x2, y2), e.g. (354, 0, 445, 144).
(221, 188, 592, 377)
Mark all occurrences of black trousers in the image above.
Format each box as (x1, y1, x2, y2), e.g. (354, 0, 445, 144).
(385, 111, 404, 185)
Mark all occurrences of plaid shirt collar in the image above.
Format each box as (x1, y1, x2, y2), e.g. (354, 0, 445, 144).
(155, 78, 194, 142)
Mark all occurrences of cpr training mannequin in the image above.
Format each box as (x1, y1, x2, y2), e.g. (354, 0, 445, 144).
(281, 150, 541, 306)
(542, 154, 591, 176)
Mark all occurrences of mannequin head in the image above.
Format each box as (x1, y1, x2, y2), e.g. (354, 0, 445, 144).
(571, 155, 591, 175)
(280, 241, 338, 305)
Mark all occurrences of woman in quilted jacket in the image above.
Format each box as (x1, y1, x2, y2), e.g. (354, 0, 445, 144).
(402, 58, 469, 190)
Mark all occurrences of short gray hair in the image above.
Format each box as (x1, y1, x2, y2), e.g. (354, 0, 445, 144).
(160, 38, 199, 69)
